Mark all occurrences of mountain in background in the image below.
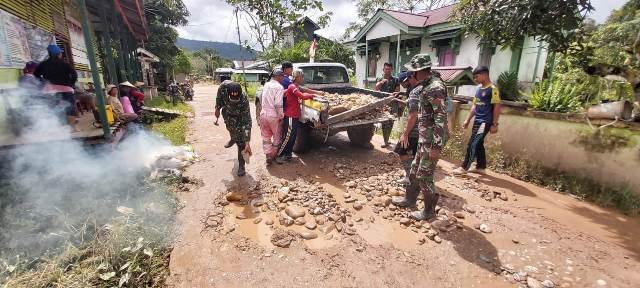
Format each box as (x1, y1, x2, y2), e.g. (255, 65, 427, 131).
(176, 37, 257, 60)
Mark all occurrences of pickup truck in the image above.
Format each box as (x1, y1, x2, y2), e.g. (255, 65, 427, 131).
(255, 62, 396, 152)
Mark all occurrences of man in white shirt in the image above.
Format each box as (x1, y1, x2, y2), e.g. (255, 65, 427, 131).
(260, 69, 286, 165)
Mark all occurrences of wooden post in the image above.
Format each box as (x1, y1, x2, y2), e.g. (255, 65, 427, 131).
(396, 34, 401, 75)
(77, 0, 110, 139)
(365, 40, 369, 88)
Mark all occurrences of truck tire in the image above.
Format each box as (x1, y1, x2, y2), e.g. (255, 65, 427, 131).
(347, 124, 375, 149)
(293, 123, 312, 153)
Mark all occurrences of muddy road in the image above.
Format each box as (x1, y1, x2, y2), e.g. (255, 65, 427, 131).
(168, 85, 640, 288)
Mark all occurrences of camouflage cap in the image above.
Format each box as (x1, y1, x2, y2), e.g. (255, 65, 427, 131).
(404, 54, 432, 72)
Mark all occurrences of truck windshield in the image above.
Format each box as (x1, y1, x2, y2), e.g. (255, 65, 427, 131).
(299, 66, 349, 84)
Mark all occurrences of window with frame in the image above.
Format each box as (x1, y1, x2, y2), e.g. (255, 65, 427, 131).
(434, 38, 456, 67)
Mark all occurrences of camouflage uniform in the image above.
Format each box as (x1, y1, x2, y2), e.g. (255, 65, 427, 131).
(399, 54, 449, 220)
(216, 80, 252, 176)
(376, 75, 399, 146)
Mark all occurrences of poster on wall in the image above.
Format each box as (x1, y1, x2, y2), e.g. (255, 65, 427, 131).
(1, 10, 31, 68)
(25, 26, 55, 62)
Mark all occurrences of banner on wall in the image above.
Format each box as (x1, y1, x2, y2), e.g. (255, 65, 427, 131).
(0, 9, 55, 68)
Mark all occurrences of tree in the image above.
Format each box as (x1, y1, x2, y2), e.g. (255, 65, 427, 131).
(225, 0, 330, 48)
(174, 49, 192, 74)
(193, 48, 224, 76)
(144, 0, 190, 84)
(343, 0, 456, 40)
(258, 39, 356, 70)
(451, 0, 594, 52)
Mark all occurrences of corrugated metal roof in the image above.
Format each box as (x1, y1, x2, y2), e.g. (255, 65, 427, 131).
(383, 4, 455, 28)
(432, 66, 474, 84)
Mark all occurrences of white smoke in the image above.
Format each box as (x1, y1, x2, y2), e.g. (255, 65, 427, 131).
(0, 86, 186, 264)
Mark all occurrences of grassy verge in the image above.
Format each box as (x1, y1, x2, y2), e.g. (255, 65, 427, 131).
(442, 128, 640, 215)
(1, 175, 179, 287)
(146, 93, 193, 113)
(150, 116, 188, 146)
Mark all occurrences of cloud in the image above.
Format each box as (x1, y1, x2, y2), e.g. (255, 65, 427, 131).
(178, 0, 357, 49)
(178, 0, 627, 47)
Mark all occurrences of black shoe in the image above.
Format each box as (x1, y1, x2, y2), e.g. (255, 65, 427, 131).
(391, 196, 416, 208)
(224, 140, 235, 148)
(237, 165, 246, 176)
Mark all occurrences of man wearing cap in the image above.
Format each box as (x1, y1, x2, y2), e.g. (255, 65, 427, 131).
(260, 69, 286, 165)
(34, 45, 79, 131)
(374, 62, 400, 148)
(215, 80, 253, 176)
(392, 71, 420, 185)
(391, 54, 449, 221)
(453, 66, 501, 175)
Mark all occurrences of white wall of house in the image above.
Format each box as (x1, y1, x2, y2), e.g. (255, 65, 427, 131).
(367, 20, 400, 40)
(489, 46, 513, 82)
(355, 53, 366, 87)
(518, 36, 548, 83)
(373, 42, 391, 80)
(453, 36, 480, 68)
(420, 38, 438, 66)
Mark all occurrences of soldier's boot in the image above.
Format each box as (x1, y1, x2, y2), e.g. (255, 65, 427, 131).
(237, 144, 246, 177)
(411, 193, 440, 221)
(392, 177, 419, 207)
(224, 139, 235, 148)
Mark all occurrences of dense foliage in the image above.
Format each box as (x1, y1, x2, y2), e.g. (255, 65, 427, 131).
(526, 78, 582, 113)
(452, 0, 594, 52)
(174, 49, 192, 74)
(497, 71, 519, 101)
(144, 0, 190, 86)
(259, 39, 356, 70)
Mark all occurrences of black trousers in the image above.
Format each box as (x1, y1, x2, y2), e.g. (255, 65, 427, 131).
(462, 122, 491, 170)
(278, 116, 300, 157)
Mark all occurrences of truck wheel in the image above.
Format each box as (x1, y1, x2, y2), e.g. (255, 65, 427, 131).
(293, 123, 312, 153)
(255, 100, 262, 126)
(347, 124, 375, 149)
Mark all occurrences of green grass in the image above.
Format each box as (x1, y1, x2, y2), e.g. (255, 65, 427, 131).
(146, 93, 193, 113)
(442, 128, 640, 215)
(151, 116, 188, 146)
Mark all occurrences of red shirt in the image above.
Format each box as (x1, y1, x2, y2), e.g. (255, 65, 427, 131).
(130, 90, 145, 104)
(284, 83, 314, 118)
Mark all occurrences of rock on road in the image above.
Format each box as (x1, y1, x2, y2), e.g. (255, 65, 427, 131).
(167, 84, 640, 288)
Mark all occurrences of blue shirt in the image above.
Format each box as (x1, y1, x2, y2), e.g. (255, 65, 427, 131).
(473, 84, 500, 124)
(281, 75, 292, 89)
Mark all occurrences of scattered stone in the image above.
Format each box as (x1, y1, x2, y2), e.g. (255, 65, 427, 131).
(344, 197, 357, 203)
(285, 206, 305, 219)
(253, 217, 262, 224)
(524, 266, 539, 274)
(353, 202, 363, 210)
(381, 196, 392, 207)
(426, 229, 438, 240)
(354, 217, 363, 222)
(464, 206, 477, 213)
(345, 181, 356, 188)
(343, 193, 351, 199)
(527, 277, 543, 288)
(596, 279, 607, 286)
(329, 214, 341, 222)
(399, 218, 412, 225)
(319, 223, 335, 234)
(265, 219, 274, 225)
(226, 192, 243, 202)
(355, 247, 365, 252)
(324, 234, 334, 240)
(345, 227, 357, 235)
(305, 222, 317, 230)
(479, 224, 492, 233)
(418, 237, 426, 245)
(294, 217, 307, 226)
(453, 211, 466, 219)
(300, 232, 318, 240)
(315, 215, 326, 225)
(335, 222, 344, 232)
(279, 213, 294, 226)
(270, 229, 296, 248)
(433, 235, 442, 244)
(542, 280, 555, 288)
(499, 193, 509, 201)
(236, 213, 247, 220)
(512, 239, 520, 244)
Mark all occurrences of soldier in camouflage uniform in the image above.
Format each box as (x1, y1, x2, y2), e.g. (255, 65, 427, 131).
(392, 54, 449, 221)
(215, 80, 252, 176)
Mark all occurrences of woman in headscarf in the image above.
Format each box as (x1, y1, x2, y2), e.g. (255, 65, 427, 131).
(34, 45, 79, 131)
(105, 85, 138, 123)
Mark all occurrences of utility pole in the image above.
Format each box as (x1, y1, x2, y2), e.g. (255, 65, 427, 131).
(235, 7, 248, 93)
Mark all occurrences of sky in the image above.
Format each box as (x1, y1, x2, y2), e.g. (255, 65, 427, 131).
(177, 0, 629, 49)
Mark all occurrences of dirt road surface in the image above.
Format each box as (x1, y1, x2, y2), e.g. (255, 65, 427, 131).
(168, 85, 640, 288)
